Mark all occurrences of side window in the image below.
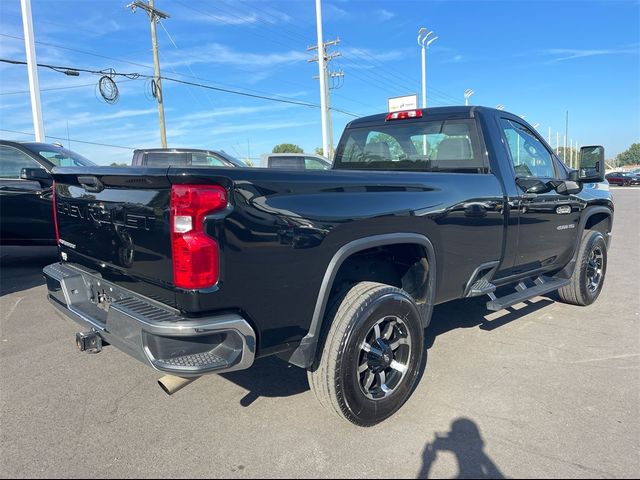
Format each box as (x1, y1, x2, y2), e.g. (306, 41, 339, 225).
(500, 119, 556, 178)
(0, 146, 41, 178)
(304, 157, 327, 169)
(191, 154, 225, 167)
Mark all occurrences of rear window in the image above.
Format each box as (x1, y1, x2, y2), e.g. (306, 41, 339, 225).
(334, 119, 486, 173)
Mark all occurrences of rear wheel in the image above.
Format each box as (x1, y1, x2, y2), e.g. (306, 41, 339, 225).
(558, 230, 607, 306)
(308, 281, 425, 426)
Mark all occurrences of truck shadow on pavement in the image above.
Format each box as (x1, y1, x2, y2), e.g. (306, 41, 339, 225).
(0, 246, 58, 296)
(425, 293, 554, 349)
(417, 417, 505, 479)
(221, 292, 554, 407)
(221, 355, 310, 407)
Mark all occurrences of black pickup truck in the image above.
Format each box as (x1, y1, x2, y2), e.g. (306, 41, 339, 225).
(43, 106, 612, 426)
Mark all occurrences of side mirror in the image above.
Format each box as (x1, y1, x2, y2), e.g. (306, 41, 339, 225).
(20, 168, 51, 182)
(578, 145, 605, 183)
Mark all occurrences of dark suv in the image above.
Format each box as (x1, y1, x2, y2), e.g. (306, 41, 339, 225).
(0, 140, 95, 246)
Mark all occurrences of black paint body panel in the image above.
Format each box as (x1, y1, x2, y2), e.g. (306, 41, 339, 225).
(49, 107, 614, 358)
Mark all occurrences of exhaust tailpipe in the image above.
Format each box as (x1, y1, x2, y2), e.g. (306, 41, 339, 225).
(157, 375, 200, 395)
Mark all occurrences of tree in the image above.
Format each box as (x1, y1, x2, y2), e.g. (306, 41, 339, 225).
(272, 143, 303, 153)
(616, 143, 640, 166)
(109, 162, 128, 167)
(314, 147, 323, 155)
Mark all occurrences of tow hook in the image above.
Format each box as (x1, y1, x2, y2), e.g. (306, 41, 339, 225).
(76, 331, 102, 353)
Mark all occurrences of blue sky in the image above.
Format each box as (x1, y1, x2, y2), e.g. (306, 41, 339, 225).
(0, 0, 638, 165)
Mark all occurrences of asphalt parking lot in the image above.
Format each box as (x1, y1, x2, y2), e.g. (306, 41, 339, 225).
(1, 188, 638, 479)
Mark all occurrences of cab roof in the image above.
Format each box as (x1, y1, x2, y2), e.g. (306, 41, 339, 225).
(346, 105, 505, 128)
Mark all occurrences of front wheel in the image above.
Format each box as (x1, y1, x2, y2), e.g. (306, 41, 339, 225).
(558, 230, 608, 306)
(308, 282, 425, 427)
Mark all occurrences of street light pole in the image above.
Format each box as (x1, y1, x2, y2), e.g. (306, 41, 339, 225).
(315, 0, 329, 157)
(20, 0, 44, 142)
(420, 31, 426, 109)
(418, 28, 437, 156)
(417, 28, 438, 109)
(464, 89, 474, 106)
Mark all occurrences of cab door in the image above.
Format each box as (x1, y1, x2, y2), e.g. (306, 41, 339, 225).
(0, 145, 55, 245)
(499, 118, 582, 275)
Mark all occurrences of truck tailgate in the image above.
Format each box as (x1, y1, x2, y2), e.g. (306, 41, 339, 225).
(52, 167, 175, 302)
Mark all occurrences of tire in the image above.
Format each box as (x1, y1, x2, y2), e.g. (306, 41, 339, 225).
(308, 281, 425, 426)
(558, 230, 607, 306)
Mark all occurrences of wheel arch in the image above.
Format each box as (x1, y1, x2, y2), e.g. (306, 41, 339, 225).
(556, 206, 613, 280)
(287, 233, 437, 369)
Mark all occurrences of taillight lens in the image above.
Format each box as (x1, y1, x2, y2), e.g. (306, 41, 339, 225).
(52, 181, 60, 244)
(170, 184, 227, 289)
(385, 109, 423, 121)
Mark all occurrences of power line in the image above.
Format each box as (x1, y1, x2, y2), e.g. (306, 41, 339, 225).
(0, 57, 362, 117)
(236, 0, 426, 103)
(0, 81, 97, 95)
(0, 58, 140, 78)
(0, 77, 138, 96)
(0, 32, 335, 112)
(0, 33, 154, 71)
(172, 0, 314, 61)
(0, 128, 135, 150)
(162, 74, 359, 116)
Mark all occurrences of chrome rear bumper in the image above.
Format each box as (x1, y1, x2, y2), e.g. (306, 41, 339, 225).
(44, 262, 255, 376)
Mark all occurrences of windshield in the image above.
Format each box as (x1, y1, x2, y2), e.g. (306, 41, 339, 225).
(23, 144, 95, 167)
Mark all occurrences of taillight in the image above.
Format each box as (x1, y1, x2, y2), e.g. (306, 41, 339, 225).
(385, 109, 423, 121)
(51, 181, 60, 244)
(170, 184, 227, 289)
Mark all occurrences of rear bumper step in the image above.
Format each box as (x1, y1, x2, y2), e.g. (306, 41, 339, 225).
(43, 262, 255, 376)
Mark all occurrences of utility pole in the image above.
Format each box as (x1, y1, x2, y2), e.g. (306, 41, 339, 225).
(308, 36, 342, 158)
(324, 67, 344, 158)
(128, 0, 168, 148)
(20, 0, 44, 141)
